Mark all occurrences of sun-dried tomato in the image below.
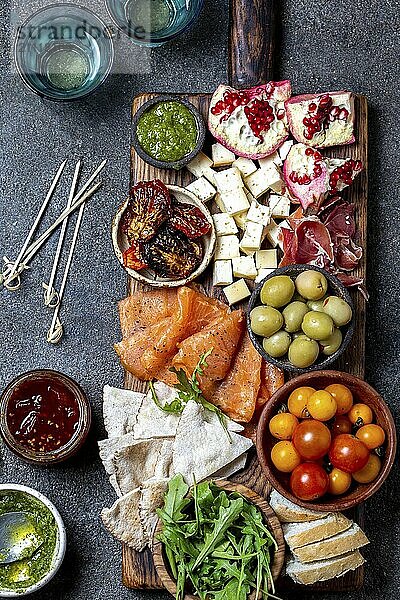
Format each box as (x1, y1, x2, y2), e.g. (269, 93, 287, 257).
(168, 197, 211, 240)
(142, 225, 203, 279)
(123, 241, 147, 271)
(121, 179, 171, 243)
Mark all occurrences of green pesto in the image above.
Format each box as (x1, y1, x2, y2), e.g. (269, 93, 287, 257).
(137, 101, 198, 162)
(0, 492, 57, 592)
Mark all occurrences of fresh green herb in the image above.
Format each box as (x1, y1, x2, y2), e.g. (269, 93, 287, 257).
(149, 381, 183, 415)
(157, 475, 281, 600)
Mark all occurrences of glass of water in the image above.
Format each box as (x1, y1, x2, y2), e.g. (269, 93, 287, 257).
(14, 4, 114, 101)
(106, 0, 204, 47)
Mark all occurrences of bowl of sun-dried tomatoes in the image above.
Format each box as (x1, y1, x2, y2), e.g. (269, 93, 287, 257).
(112, 179, 216, 287)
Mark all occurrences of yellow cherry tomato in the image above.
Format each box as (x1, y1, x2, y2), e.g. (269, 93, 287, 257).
(325, 383, 353, 415)
(328, 467, 352, 495)
(288, 386, 315, 418)
(269, 413, 299, 440)
(352, 454, 381, 483)
(355, 424, 385, 450)
(348, 403, 373, 425)
(271, 441, 301, 473)
(307, 390, 337, 421)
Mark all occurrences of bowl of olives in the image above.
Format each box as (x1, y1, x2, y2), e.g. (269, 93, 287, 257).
(247, 265, 354, 373)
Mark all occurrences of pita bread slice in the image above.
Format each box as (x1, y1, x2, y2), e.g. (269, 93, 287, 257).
(211, 453, 248, 479)
(114, 438, 174, 496)
(103, 385, 144, 438)
(172, 400, 253, 484)
(101, 488, 146, 551)
(134, 382, 180, 440)
(140, 478, 169, 547)
(98, 433, 137, 496)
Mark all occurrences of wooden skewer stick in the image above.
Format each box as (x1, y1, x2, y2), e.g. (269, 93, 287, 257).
(46, 193, 88, 344)
(42, 161, 81, 308)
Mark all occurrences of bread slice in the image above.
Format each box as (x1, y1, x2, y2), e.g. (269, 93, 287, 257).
(293, 523, 369, 563)
(283, 513, 352, 549)
(269, 489, 327, 523)
(286, 550, 365, 585)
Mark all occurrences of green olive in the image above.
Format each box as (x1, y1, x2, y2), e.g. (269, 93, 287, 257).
(301, 311, 335, 340)
(295, 270, 328, 300)
(320, 328, 343, 356)
(260, 276, 295, 308)
(307, 297, 326, 312)
(263, 330, 291, 358)
(250, 306, 284, 337)
(322, 296, 353, 326)
(282, 301, 310, 333)
(288, 336, 319, 368)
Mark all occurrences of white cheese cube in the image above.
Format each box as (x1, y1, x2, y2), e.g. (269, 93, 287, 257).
(220, 187, 250, 216)
(244, 169, 269, 198)
(202, 166, 217, 186)
(255, 268, 276, 283)
(232, 157, 257, 178)
(233, 210, 248, 230)
(214, 193, 226, 212)
(240, 221, 264, 253)
(187, 151, 213, 178)
(278, 140, 294, 161)
(215, 235, 240, 260)
(212, 213, 238, 236)
(264, 218, 281, 248)
(223, 279, 251, 305)
(211, 143, 235, 167)
(232, 256, 257, 280)
(214, 167, 243, 193)
(186, 177, 216, 203)
(255, 249, 278, 270)
(258, 151, 282, 169)
(269, 194, 291, 218)
(244, 188, 257, 205)
(268, 166, 285, 194)
(247, 200, 271, 227)
(213, 260, 233, 286)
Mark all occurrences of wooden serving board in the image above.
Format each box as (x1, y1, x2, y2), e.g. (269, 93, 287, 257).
(121, 0, 368, 593)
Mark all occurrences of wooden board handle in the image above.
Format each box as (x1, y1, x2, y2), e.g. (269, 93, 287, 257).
(229, 0, 277, 87)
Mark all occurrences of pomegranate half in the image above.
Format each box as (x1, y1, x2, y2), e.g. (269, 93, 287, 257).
(208, 81, 291, 160)
(285, 91, 355, 148)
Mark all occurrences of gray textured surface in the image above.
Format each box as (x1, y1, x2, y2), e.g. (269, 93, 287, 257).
(0, 0, 399, 599)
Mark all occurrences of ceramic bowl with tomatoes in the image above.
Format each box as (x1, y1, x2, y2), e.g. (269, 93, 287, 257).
(256, 370, 397, 511)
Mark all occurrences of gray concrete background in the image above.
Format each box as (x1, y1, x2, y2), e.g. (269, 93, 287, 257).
(0, 0, 399, 598)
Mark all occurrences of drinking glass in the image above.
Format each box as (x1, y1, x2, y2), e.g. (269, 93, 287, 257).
(105, 0, 204, 47)
(14, 4, 114, 101)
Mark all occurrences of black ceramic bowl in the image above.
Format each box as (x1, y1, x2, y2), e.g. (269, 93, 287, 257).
(247, 265, 355, 374)
(132, 95, 206, 170)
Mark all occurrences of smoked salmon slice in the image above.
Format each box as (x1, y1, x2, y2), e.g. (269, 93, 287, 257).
(212, 332, 262, 423)
(118, 289, 177, 337)
(171, 310, 245, 399)
(256, 360, 285, 411)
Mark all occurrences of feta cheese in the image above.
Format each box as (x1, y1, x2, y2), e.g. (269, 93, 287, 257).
(214, 193, 226, 212)
(278, 140, 294, 161)
(215, 235, 240, 260)
(211, 143, 235, 167)
(255, 268, 276, 283)
(220, 187, 250, 216)
(240, 221, 264, 252)
(214, 167, 243, 193)
(223, 279, 251, 305)
(269, 194, 291, 218)
(255, 249, 278, 270)
(186, 177, 216, 203)
(213, 260, 233, 286)
(233, 210, 248, 230)
(247, 200, 271, 227)
(245, 165, 284, 198)
(202, 166, 217, 186)
(187, 151, 213, 178)
(212, 213, 238, 236)
(264, 218, 281, 248)
(232, 256, 257, 280)
(232, 157, 257, 178)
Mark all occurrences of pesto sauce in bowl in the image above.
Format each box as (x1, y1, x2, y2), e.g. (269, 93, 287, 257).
(0, 491, 58, 594)
(136, 100, 198, 162)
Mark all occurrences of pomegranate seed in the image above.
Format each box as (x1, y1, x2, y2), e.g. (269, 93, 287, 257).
(330, 106, 340, 117)
(313, 165, 322, 177)
(314, 152, 322, 161)
(304, 130, 313, 140)
(330, 171, 340, 182)
(309, 102, 317, 112)
(319, 94, 332, 107)
(303, 176, 311, 185)
(305, 148, 314, 156)
(277, 109, 285, 120)
(339, 108, 349, 120)
(289, 172, 298, 182)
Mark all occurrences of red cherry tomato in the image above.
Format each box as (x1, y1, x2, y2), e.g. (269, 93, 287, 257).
(292, 420, 331, 460)
(331, 415, 352, 437)
(329, 434, 370, 473)
(290, 463, 329, 501)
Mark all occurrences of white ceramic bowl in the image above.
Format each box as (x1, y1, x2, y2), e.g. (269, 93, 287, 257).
(0, 484, 66, 597)
(112, 184, 216, 288)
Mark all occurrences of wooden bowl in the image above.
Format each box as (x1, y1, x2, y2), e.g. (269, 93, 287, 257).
(247, 264, 355, 373)
(153, 479, 285, 599)
(256, 370, 397, 512)
(112, 184, 216, 288)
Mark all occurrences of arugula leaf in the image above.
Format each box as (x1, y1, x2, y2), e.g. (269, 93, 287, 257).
(162, 474, 190, 521)
(149, 380, 183, 415)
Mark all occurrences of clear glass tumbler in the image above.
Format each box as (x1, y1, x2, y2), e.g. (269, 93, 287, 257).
(14, 4, 114, 101)
(106, 0, 204, 47)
